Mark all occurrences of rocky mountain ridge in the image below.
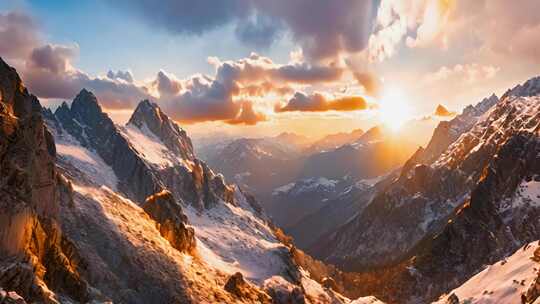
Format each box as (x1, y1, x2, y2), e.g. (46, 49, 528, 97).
(0, 57, 382, 303)
(312, 78, 540, 303)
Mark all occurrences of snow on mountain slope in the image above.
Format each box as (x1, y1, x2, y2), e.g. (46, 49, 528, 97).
(121, 123, 182, 169)
(434, 242, 539, 304)
(184, 188, 290, 283)
(46, 116, 118, 190)
(273, 177, 339, 197)
(61, 183, 241, 303)
(434, 95, 540, 169)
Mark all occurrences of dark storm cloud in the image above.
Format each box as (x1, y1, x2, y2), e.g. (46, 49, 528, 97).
(108, 0, 381, 60)
(275, 92, 368, 112)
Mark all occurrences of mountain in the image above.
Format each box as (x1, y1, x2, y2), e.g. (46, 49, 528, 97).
(0, 58, 385, 303)
(284, 175, 393, 249)
(306, 129, 365, 154)
(200, 124, 417, 244)
(299, 126, 416, 180)
(433, 241, 540, 304)
(202, 136, 305, 194)
(312, 77, 540, 303)
(0, 58, 90, 303)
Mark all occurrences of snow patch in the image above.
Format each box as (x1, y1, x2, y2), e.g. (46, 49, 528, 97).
(434, 241, 540, 304)
(54, 130, 118, 190)
(185, 189, 288, 284)
(122, 123, 191, 170)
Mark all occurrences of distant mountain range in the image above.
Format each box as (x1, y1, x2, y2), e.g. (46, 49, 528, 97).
(199, 123, 418, 231)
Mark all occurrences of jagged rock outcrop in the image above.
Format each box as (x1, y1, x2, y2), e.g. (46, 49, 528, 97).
(0, 288, 27, 304)
(51, 93, 234, 209)
(446, 293, 459, 304)
(224, 272, 272, 303)
(142, 190, 196, 253)
(0, 58, 90, 303)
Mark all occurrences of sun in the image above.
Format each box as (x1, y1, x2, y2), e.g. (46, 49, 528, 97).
(378, 87, 412, 131)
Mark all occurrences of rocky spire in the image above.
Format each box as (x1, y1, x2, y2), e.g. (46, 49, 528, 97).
(128, 99, 194, 160)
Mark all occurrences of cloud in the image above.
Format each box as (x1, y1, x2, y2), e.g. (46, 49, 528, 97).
(354, 72, 381, 97)
(423, 63, 500, 84)
(154, 70, 182, 97)
(0, 11, 40, 61)
(368, 0, 456, 62)
(433, 104, 456, 117)
(235, 13, 283, 49)
(110, 0, 249, 36)
(226, 101, 267, 125)
(107, 70, 134, 83)
(448, 0, 540, 65)
(28, 44, 78, 74)
(160, 75, 240, 123)
(251, 1, 381, 60)
(22, 44, 149, 109)
(211, 53, 344, 92)
(108, 0, 381, 61)
(275, 92, 368, 113)
(1, 11, 369, 126)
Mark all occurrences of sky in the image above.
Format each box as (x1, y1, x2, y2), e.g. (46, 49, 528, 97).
(1, 0, 539, 141)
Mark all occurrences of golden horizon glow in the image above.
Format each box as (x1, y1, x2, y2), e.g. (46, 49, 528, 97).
(378, 87, 412, 131)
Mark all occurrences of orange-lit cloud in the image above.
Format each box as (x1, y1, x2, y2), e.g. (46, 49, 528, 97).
(275, 92, 368, 113)
(354, 72, 381, 97)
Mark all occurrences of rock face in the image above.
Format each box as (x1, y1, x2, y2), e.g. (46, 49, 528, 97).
(142, 190, 196, 253)
(523, 271, 540, 304)
(224, 272, 272, 303)
(0, 58, 89, 303)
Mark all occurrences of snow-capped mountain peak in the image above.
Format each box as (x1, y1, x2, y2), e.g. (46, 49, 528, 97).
(128, 99, 195, 160)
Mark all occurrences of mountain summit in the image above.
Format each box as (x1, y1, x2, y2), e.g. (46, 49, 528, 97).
(128, 99, 194, 160)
